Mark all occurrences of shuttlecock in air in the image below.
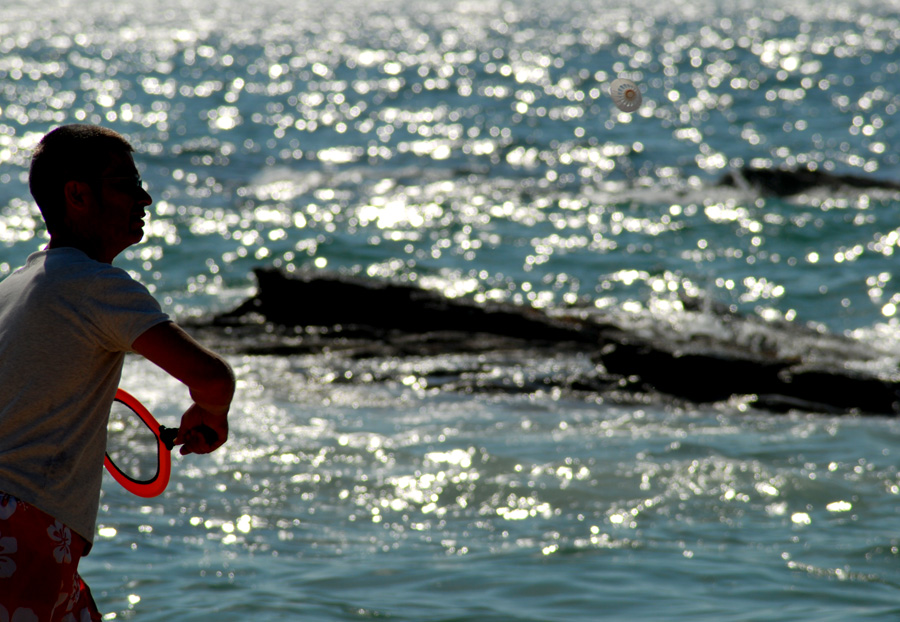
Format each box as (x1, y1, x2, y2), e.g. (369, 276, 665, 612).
(609, 78, 642, 112)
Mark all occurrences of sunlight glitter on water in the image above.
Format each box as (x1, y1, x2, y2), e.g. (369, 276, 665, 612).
(107, 352, 900, 568)
(3, 0, 900, 330)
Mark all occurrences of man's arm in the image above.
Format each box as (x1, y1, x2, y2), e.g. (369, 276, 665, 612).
(132, 321, 235, 454)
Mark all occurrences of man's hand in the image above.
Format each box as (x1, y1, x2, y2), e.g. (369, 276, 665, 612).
(176, 403, 229, 455)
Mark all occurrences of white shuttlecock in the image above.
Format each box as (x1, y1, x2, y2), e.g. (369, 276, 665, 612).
(610, 78, 642, 112)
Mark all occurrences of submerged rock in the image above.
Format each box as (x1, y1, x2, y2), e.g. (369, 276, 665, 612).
(187, 268, 900, 416)
(718, 166, 900, 197)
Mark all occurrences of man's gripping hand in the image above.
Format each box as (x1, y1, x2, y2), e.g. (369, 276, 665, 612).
(176, 403, 228, 455)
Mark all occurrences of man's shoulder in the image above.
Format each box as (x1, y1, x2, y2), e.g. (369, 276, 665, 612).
(10, 248, 152, 305)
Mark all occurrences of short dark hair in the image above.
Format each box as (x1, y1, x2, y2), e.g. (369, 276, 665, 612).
(29, 124, 134, 233)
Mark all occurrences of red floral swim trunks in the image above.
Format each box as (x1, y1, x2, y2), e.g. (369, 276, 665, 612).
(0, 493, 102, 621)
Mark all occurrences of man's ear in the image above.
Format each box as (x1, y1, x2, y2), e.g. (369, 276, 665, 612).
(63, 180, 94, 212)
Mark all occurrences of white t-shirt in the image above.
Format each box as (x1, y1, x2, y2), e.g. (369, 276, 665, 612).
(0, 247, 170, 543)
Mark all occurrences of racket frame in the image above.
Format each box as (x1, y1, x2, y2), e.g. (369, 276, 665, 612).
(104, 388, 173, 498)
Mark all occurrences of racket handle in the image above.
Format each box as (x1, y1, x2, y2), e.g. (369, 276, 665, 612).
(159, 426, 178, 450)
(159, 424, 220, 450)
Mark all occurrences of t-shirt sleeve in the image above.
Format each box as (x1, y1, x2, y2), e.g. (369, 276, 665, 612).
(81, 267, 171, 352)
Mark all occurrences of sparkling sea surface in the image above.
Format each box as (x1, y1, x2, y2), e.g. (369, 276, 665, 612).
(2, 0, 900, 619)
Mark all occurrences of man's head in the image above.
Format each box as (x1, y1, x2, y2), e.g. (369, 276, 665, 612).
(29, 124, 151, 262)
(29, 124, 136, 233)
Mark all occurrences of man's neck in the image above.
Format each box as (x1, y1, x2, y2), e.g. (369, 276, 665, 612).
(47, 235, 114, 264)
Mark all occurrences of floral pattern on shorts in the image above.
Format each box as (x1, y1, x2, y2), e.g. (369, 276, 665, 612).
(0, 494, 100, 622)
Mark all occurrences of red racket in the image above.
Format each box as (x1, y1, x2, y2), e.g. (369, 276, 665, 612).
(104, 388, 216, 498)
(104, 388, 177, 497)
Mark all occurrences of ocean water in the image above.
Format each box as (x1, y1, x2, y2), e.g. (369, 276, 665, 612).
(1, 0, 900, 619)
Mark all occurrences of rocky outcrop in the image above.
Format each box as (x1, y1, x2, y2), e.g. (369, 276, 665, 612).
(718, 166, 900, 196)
(186, 268, 900, 416)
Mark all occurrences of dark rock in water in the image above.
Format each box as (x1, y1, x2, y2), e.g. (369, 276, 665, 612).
(597, 338, 900, 416)
(217, 267, 612, 347)
(718, 166, 900, 196)
(188, 268, 900, 416)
